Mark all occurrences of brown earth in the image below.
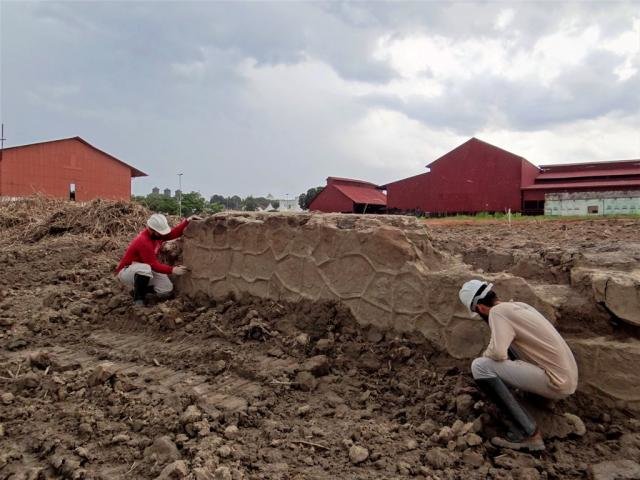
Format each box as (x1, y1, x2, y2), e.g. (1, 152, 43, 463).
(1, 200, 639, 479)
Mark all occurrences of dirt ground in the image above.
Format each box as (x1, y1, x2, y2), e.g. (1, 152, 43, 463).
(1, 201, 639, 480)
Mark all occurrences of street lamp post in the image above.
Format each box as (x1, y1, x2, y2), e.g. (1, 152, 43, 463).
(178, 173, 183, 217)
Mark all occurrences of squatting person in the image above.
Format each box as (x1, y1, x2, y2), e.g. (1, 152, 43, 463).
(458, 280, 579, 452)
(116, 213, 201, 306)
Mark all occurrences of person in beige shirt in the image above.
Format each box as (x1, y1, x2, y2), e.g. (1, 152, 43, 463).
(459, 279, 579, 452)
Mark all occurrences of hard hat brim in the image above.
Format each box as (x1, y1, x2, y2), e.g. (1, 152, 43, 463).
(151, 225, 171, 235)
(470, 282, 494, 312)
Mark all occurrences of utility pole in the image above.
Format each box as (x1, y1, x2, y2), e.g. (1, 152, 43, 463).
(0, 124, 5, 164)
(178, 173, 183, 217)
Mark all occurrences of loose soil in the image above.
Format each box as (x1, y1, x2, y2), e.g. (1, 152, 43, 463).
(1, 200, 639, 479)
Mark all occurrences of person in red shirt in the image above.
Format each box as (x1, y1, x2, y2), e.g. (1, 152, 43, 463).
(116, 213, 201, 305)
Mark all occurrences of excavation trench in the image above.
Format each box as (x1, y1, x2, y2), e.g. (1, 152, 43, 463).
(181, 212, 640, 412)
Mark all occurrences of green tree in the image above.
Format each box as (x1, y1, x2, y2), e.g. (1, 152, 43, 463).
(134, 193, 178, 215)
(244, 196, 258, 211)
(180, 191, 207, 216)
(271, 200, 280, 210)
(228, 195, 242, 210)
(298, 186, 324, 210)
(210, 194, 226, 205)
(208, 202, 225, 214)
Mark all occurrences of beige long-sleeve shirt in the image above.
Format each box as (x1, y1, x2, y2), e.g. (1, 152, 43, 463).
(484, 302, 578, 395)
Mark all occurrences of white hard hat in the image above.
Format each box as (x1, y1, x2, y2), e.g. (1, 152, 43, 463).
(147, 213, 171, 235)
(459, 280, 494, 314)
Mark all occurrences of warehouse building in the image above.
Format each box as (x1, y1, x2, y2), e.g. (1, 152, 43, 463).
(314, 138, 640, 216)
(0, 137, 146, 201)
(384, 138, 539, 215)
(308, 177, 387, 213)
(522, 159, 640, 215)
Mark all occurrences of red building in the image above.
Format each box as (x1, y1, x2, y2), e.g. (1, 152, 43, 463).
(521, 159, 640, 213)
(385, 138, 539, 215)
(309, 177, 387, 213)
(0, 137, 146, 201)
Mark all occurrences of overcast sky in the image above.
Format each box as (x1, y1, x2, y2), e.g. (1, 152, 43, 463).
(1, 1, 639, 198)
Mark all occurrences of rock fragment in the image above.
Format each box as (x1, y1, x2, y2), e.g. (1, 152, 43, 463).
(590, 460, 640, 480)
(425, 447, 457, 469)
(181, 405, 202, 424)
(214, 466, 232, 480)
(224, 425, 239, 439)
(144, 436, 180, 465)
(156, 460, 189, 479)
(349, 445, 369, 464)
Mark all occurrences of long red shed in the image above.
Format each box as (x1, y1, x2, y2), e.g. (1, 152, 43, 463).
(0, 137, 146, 201)
(308, 177, 387, 213)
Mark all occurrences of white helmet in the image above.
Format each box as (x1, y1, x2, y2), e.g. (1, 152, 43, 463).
(459, 279, 494, 314)
(147, 213, 171, 235)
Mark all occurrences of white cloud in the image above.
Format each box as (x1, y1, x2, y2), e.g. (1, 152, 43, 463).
(494, 9, 515, 31)
(478, 113, 640, 165)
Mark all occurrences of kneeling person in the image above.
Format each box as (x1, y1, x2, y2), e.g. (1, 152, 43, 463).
(116, 213, 198, 305)
(459, 280, 578, 452)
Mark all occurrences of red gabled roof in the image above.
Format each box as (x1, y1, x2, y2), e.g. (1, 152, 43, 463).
(522, 179, 640, 190)
(427, 137, 535, 169)
(536, 168, 640, 180)
(327, 176, 379, 187)
(539, 158, 640, 169)
(2, 136, 147, 177)
(333, 184, 387, 205)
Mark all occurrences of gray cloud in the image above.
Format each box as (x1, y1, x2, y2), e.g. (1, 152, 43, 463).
(1, 1, 638, 198)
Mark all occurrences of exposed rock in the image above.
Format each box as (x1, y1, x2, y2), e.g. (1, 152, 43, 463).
(181, 405, 202, 424)
(461, 450, 484, 467)
(575, 268, 640, 327)
(464, 433, 483, 447)
(349, 445, 369, 464)
(224, 425, 239, 439)
(87, 362, 118, 386)
(456, 394, 474, 417)
(569, 338, 640, 412)
(425, 447, 457, 469)
(295, 371, 318, 391)
(217, 445, 232, 458)
(214, 466, 232, 480)
(193, 468, 214, 480)
(144, 436, 180, 465)
(156, 460, 189, 479)
(1, 392, 15, 405)
(515, 467, 541, 480)
(590, 460, 640, 480)
(564, 413, 587, 436)
(301, 355, 330, 377)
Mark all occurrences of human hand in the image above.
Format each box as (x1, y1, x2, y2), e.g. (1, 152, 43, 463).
(172, 265, 189, 276)
(187, 215, 203, 221)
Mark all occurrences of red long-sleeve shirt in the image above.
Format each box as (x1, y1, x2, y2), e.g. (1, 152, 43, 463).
(115, 219, 189, 275)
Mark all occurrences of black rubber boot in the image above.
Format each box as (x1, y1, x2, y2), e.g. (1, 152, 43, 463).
(476, 376, 545, 452)
(133, 274, 151, 306)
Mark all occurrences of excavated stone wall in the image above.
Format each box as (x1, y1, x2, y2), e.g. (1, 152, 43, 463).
(182, 213, 553, 359)
(181, 213, 640, 411)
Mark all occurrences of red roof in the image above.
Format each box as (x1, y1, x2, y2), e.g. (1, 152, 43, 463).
(539, 159, 640, 169)
(327, 176, 379, 187)
(334, 184, 387, 205)
(522, 179, 640, 190)
(536, 168, 640, 180)
(2, 136, 147, 177)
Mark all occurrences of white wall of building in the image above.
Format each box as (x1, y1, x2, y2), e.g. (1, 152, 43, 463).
(545, 191, 640, 216)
